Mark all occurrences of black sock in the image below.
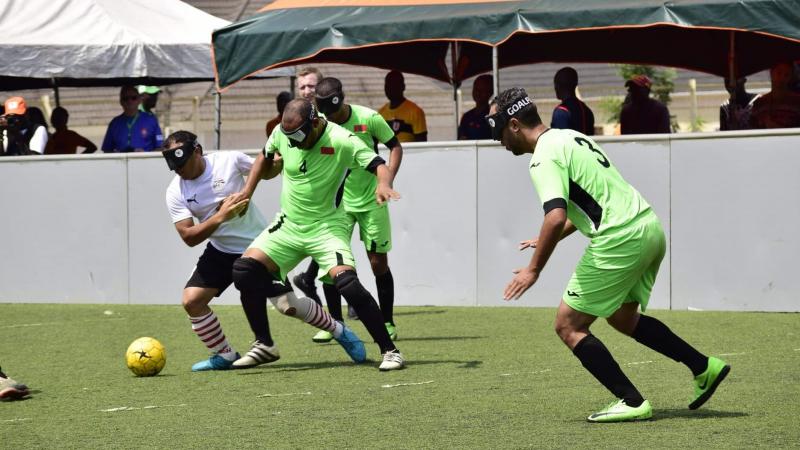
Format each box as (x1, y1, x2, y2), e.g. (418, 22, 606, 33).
(376, 268, 394, 325)
(633, 315, 708, 376)
(572, 334, 644, 407)
(232, 258, 274, 346)
(304, 260, 320, 284)
(323, 283, 343, 322)
(335, 271, 396, 354)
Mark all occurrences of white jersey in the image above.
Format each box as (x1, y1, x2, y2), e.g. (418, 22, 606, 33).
(165, 151, 266, 254)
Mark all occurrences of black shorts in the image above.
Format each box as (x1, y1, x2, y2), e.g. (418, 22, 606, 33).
(185, 243, 241, 297)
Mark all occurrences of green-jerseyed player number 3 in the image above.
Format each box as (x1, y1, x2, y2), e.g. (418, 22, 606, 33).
(575, 137, 610, 168)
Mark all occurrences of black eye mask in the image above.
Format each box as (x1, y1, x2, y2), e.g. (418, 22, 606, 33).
(281, 104, 317, 147)
(315, 91, 343, 116)
(162, 140, 197, 171)
(486, 95, 533, 141)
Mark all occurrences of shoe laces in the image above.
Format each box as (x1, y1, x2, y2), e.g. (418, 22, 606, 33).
(383, 350, 402, 362)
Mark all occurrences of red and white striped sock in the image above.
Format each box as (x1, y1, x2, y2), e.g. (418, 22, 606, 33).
(189, 311, 236, 360)
(302, 298, 343, 338)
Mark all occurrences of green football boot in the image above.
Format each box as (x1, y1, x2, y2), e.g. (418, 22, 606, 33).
(385, 322, 397, 340)
(587, 399, 653, 423)
(689, 356, 730, 410)
(312, 329, 334, 343)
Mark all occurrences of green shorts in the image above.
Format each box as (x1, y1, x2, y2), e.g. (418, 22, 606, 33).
(346, 205, 392, 254)
(248, 212, 356, 284)
(563, 212, 666, 318)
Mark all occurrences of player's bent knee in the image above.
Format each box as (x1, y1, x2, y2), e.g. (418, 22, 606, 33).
(232, 257, 292, 298)
(334, 270, 370, 306)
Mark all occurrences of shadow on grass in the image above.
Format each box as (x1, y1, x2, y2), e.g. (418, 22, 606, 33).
(395, 335, 486, 342)
(394, 309, 447, 317)
(233, 358, 485, 375)
(654, 408, 749, 421)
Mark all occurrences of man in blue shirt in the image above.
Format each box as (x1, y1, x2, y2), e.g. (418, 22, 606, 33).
(102, 85, 163, 152)
(458, 74, 493, 140)
(551, 67, 595, 135)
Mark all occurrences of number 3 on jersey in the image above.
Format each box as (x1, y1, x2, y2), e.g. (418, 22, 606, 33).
(575, 137, 610, 168)
(299, 159, 308, 174)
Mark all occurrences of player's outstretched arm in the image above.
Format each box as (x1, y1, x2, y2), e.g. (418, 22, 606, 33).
(375, 164, 401, 204)
(243, 152, 282, 197)
(504, 208, 566, 300)
(519, 218, 576, 250)
(384, 137, 403, 184)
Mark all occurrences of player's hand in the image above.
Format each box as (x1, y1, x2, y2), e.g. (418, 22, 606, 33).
(216, 195, 250, 221)
(503, 267, 539, 301)
(519, 238, 538, 250)
(376, 185, 401, 205)
(228, 191, 251, 217)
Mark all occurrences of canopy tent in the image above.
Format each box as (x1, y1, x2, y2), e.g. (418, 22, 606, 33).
(0, 0, 293, 90)
(212, 0, 800, 92)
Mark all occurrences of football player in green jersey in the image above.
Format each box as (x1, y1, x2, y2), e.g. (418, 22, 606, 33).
(488, 87, 729, 422)
(238, 98, 405, 371)
(293, 77, 403, 342)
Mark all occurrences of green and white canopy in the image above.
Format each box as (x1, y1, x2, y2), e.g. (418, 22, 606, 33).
(213, 0, 800, 90)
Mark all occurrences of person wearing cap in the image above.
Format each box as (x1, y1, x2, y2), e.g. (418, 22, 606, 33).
(619, 75, 671, 135)
(265, 91, 292, 137)
(0, 96, 48, 156)
(101, 85, 163, 152)
(239, 98, 406, 371)
(161, 130, 366, 371)
(551, 67, 595, 135)
(379, 70, 427, 142)
(137, 85, 161, 115)
(487, 87, 729, 422)
(292, 77, 403, 343)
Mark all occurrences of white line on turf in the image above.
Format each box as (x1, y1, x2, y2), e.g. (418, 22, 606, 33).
(718, 352, 747, 356)
(99, 404, 186, 412)
(0, 323, 43, 328)
(381, 381, 434, 388)
(625, 360, 654, 366)
(1, 418, 30, 423)
(256, 391, 311, 398)
(500, 369, 551, 377)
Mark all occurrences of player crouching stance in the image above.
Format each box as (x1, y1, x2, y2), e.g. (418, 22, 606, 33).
(162, 131, 365, 371)
(489, 88, 730, 422)
(242, 99, 405, 371)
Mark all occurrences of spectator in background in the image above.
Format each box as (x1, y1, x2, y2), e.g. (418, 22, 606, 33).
(45, 106, 97, 154)
(719, 77, 759, 131)
(458, 74, 493, 140)
(101, 85, 163, 152)
(551, 67, 595, 135)
(620, 75, 671, 135)
(265, 91, 292, 137)
(379, 70, 427, 142)
(1, 97, 48, 155)
(138, 85, 161, 115)
(749, 62, 800, 129)
(295, 67, 323, 101)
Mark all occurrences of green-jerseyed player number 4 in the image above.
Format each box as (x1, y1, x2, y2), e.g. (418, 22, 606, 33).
(575, 137, 610, 168)
(299, 159, 308, 174)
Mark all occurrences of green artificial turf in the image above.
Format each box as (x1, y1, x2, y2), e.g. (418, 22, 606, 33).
(1, 304, 798, 449)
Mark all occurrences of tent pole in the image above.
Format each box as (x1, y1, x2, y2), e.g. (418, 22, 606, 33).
(452, 42, 460, 139)
(214, 92, 221, 149)
(492, 46, 499, 98)
(51, 77, 61, 107)
(727, 31, 736, 92)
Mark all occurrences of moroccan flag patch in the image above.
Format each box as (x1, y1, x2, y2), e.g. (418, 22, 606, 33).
(353, 124, 368, 132)
(321, 146, 335, 155)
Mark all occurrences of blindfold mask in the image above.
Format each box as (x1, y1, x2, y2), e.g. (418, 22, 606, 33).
(315, 91, 343, 116)
(162, 140, 198, 171)
(280, 104, 317, 147)
(485, 95, 533, 141)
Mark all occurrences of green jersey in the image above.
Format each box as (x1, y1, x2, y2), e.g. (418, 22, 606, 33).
(264, 121, 383, 224)
(529, 128, 652, 238)
(338, 104, 396, 212)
